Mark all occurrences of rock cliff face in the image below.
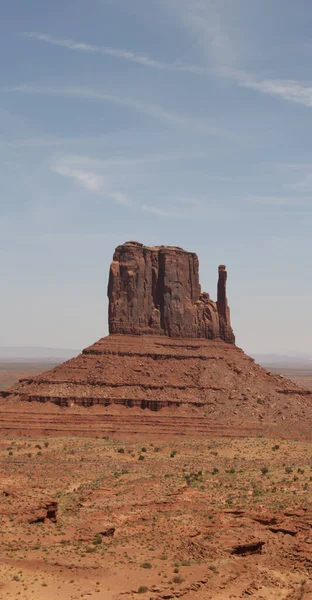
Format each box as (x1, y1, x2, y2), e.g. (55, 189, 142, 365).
(108, 241, 235, 343)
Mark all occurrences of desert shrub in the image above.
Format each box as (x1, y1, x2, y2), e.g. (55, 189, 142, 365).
(140, 562, 152, 569)
(261, 466, 269, 475)
(170, 450, 177, 458)
(141, 447, 147, 453)
(117, 448, 124, 454)
(285, 466, 293, 474)
(272, 444, 280, 451)
(138, 455, 145, 461)
(212, 467, 219, 475)
(138, 586, 148, 594)
(173, 576, 183, 584)
(92, 534, 102, 545)
(184, 471, 203, 485)
(208, 565, 218, 573)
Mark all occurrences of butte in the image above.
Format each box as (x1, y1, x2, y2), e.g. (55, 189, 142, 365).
(1, 241, 311, 439)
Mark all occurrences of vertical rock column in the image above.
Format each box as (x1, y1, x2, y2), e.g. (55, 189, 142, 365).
(217, 265, 235, 344)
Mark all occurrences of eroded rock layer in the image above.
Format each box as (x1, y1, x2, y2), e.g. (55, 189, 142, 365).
(1, 335, 311, 440)
(108, 241, 235, 343)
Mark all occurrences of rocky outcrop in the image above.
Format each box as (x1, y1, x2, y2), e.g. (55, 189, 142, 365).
(108, 241, 235, 343)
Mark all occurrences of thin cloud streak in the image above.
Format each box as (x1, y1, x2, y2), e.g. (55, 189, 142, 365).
(24, 32, 209, 74)
(51, 164, 103, 192)
(165, 2, 312, 109)
(141, 204, 186, 218)
(51, 163, 132, 205)
(248, 194, 312, 206)
(242, 78, 312, 108)
(2, 85, 235, 138)
(51, 162, 187, 215)
(25, 33, 312, 111)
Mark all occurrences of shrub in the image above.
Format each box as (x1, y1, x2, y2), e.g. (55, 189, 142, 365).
(92, 534, 102, 545)
(212, 467, 219, 475)
(138, 586, 148, 594)
(170, 450, 177, 458)
(140, 562, 152, 569)
(208, 565, 218, 573)
(173, 575, 183, 584)
(117, 448, 125, 454)
(138, 455, 145, 461)
(141, 447, 147, 453)
(285, 466, 293, 474)
(261, 466, 269, 475)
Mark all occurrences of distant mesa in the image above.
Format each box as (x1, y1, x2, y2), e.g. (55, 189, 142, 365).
(108, 241, 235, 343)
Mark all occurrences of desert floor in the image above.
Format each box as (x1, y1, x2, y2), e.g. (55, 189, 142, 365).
(1, 434, 312, 600)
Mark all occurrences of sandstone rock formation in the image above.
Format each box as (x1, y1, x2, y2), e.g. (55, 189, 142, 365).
(108, 241, 235, 343)
(1, 240, 312, 440)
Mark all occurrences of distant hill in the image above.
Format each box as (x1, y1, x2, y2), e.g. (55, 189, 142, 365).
(0, 347, 79, 362)
(252, 353, 312, 368)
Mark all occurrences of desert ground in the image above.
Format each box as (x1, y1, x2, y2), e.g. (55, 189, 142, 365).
(1, 362, 312, 599)
(0, 362, 58, 392)
(268, 367, 312, 394)
(1, 435, 312, 600)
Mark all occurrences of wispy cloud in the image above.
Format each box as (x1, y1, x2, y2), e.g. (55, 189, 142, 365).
(165, 0, 238, 72)
(24, 32, 208, 74)
(141, 204, 186, 218)
(165, 1, 312, 110)
(57, 151, 210, 167)
(51, 162, 132, 205)
(2, 85, 235, 138)
(52, 161, 188, 216)
(242, 78, 312, 108)
(0, 135, 110, 149)
(52, 164, 103, 192)
(248, 194, 312, 206)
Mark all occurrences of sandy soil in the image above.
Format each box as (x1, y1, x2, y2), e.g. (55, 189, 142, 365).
(1, 435, 312, 600)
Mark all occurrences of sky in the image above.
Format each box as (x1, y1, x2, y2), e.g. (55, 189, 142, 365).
(1, 0, 312, 356)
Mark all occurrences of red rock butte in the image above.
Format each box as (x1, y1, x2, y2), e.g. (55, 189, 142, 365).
(108, 241, 235, 343)
(1, 241, 312, 439)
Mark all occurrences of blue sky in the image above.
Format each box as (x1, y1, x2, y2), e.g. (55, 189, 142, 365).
(1, 0, 312, 355)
